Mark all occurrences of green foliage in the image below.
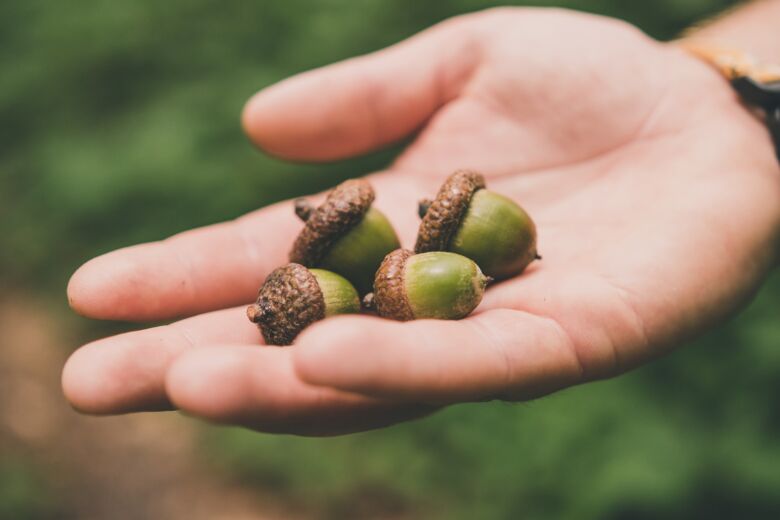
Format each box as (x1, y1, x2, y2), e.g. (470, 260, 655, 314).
(0, 0, 735, 291)
(0, 461, 57, 520)
(3, 0, 778, 518)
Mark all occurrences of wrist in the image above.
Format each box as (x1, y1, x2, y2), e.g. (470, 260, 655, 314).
(674, 39, 780, 162)
(676, 1, 780, 164)
(683, 0, 780, 64)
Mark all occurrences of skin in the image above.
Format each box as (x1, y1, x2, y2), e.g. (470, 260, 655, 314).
(62, 7, 780, 435)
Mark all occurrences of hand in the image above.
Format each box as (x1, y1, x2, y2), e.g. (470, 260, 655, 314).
(63, 8, 780, 435)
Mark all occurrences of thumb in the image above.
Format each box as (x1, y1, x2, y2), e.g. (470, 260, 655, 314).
(242, 16, 480, 161)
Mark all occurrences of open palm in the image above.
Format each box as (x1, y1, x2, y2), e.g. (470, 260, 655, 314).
(64, 8, 780, 435)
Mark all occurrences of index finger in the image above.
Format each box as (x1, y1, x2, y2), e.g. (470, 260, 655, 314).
(67, 201, 296, 321)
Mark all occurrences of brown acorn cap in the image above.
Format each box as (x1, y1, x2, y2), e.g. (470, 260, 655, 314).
(414, 170, 486, 253)
(247, 263, 325, 346)
(373, 248, 415, 321)
(289, 179, 375, 266)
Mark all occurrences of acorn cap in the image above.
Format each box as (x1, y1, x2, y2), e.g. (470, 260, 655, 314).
(414, 170, 486, 253)
(247, 263, 325, 346)
(290, 179, 375, 266)
(373, 248, 415, 321)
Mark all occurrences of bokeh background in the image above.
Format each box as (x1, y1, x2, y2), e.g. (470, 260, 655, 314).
(2, 0, 779, 518)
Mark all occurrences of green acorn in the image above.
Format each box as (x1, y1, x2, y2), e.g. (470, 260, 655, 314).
(247, 264, 360, 346)
(416, 170, 539, 280)
(368, 249, 490, 321)
(290, 178, 400, 295)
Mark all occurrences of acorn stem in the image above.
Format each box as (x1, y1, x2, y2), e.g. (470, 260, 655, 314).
(246, 303, 265, 323)
(418, 199, 433, 219)
(294, 198, 313, 221)
(484, 276, 495, 286)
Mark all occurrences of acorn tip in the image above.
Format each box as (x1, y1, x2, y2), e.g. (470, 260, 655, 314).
(418, 199, 433, 219)
(246, 303, 263, 323)
(294, 198, 313, 221)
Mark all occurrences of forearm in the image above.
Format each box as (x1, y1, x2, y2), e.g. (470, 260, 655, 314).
(689, 0, 780, 62)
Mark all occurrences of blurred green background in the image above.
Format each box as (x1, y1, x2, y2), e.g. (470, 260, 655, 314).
(2, 0, 779, 519)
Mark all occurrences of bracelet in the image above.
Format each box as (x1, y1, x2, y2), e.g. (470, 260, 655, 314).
(679, 39, 780, 161)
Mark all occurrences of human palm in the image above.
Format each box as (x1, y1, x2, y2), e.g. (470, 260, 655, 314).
(64, 8, 780, 435)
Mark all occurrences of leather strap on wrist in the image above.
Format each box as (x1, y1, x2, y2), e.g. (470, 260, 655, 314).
(679, 40, 780, 82)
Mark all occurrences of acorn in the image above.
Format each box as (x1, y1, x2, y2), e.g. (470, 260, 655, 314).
(290, 178, 400, 295)
(369, 249, 490, 321)
(247, 263, 360, 346)
(415, 170, 539, 280)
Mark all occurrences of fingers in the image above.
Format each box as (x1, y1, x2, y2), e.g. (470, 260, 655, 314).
(67, 201, 296, 321)
(166, 346, 435, 436)
(62, 306, 433, 434)
(242, 16, 480, 161)
(62, 307, 261, 414)
(293, 309, 583, 404)
(67, 172, 427, 323)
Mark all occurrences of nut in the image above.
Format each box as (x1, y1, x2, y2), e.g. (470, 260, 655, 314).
(416, 170, 539, 279)
(247, 264, 360, 345)
(370, 249, 490, 321)
(290, 178, 400, 294)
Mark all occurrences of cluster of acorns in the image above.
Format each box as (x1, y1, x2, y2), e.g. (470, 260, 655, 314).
(247, 170, 539, 345)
